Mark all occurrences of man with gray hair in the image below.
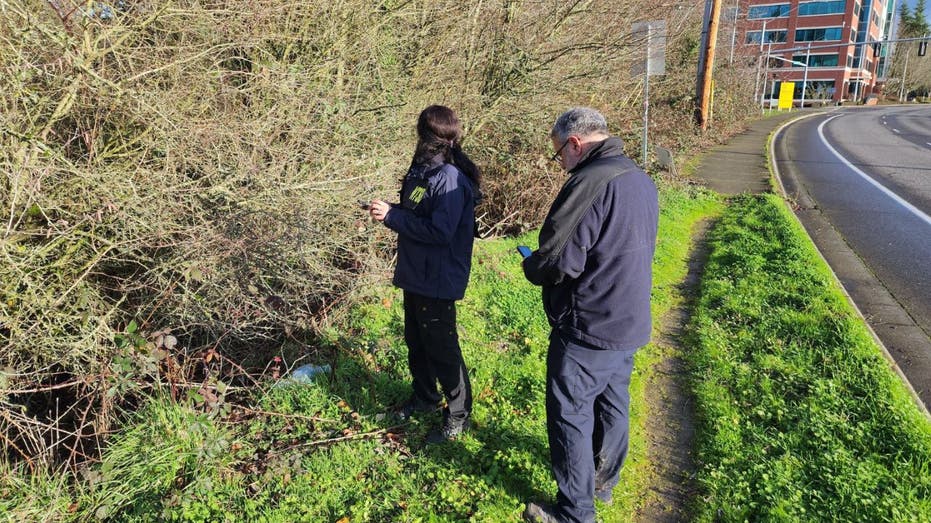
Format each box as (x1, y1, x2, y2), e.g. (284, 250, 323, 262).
(521, 107, 659, 523)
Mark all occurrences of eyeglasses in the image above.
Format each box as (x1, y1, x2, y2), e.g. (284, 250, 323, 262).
(551, 138, 570, 162)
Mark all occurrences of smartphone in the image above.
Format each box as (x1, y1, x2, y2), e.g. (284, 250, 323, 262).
(358, 199, 371, 210)
(516, 245, 532, 258)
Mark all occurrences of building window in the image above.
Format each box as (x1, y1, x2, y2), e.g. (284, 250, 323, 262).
(773, 80, 837, 99)
(847, 55, 854, 67)
(746, 30, 789, 43)
(792, 54, 840, 67)
(748, 3, 791, 18)
(767, 56, 786, 68)
(799, 1, 847, 16)
(853, 2, 860, 17)
(795, 27, 843, 41)
(804, 80, 837, 100)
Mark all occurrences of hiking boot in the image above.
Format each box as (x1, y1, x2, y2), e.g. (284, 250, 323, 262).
(395, 398, 439, 420)
(594, 486, 613, 505)
(425, 416, 470, 444)
(522, 501, 560, 523)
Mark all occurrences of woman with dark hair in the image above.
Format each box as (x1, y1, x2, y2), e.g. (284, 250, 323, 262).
(368, 105, 481, 443)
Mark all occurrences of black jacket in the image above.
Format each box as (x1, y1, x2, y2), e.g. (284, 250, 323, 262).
(384, 158, 476, 300)
(523, 138, 658, 350)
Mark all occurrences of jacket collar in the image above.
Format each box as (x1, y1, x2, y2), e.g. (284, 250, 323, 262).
(408, 153, 446, 179)
(568, 137, 625, 174)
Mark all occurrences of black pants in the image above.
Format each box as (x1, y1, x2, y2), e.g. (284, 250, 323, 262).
(546, 331, 636, 523)
(403, 291, 472, 421)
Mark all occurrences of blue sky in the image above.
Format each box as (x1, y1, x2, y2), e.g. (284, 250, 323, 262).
(903, 0, 931, 22)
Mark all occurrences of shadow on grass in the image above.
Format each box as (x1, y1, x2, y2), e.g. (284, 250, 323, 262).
(313, 335, 552, 513)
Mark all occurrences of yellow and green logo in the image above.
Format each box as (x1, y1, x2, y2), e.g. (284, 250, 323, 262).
(409, 185, 427, 205)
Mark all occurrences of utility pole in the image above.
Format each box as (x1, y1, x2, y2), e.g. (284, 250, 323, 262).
(760, 42, 772, 112)
(729, 3, 739, 64)
(753, 19, 768, 103)
(697, 0, 723, 130)
(899, 48, 910, 102)
(800, 42, 811, 108)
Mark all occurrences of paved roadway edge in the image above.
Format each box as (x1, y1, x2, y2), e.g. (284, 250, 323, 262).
(768, 111, 931, 420)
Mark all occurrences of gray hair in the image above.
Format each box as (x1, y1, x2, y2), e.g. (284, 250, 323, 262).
(550, 107, 609, 141)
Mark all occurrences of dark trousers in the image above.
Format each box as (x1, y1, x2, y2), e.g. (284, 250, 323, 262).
(546, 331, 636, 523)
(403, 291, 472, 421)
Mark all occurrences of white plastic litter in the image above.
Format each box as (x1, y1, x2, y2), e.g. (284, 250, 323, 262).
(274, 364, 331, 387)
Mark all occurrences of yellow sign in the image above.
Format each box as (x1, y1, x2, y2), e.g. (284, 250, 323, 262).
(778, 82, 795, 110)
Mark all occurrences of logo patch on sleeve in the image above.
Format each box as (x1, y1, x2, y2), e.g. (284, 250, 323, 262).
(408, 185, 427, 205)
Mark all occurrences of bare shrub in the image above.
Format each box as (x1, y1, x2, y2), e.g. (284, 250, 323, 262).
(1, 0, 760, 468)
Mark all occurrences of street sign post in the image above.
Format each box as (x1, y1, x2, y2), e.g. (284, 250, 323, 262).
(631, 20, 667, 170)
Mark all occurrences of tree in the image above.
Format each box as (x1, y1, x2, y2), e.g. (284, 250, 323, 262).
(900, 1, 930, 38)
(888, 2, 931, 101)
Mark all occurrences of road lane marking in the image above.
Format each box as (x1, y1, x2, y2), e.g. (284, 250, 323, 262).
(819, 115, 931, 228)
(893, 128, 901, 133)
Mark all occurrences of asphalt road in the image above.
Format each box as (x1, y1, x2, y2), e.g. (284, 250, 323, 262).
(774, 106, 931, 410)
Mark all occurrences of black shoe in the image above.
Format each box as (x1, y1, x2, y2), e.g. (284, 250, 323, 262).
(594, 486, 613, 505)
(425, 416, 470, 444)
(522, 502, 560, 523)
(395, 398, 439, 420)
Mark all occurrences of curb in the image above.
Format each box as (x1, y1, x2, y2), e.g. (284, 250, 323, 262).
(769, 115, 931, 420)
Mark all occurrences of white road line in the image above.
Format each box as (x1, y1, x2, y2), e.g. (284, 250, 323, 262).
(927, 142, 931, 147)
(893, 128, 901, 133)
(818, 115, 931, 228)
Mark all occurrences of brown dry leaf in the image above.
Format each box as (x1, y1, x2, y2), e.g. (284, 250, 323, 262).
(381, 297, 392, 308)
(336, 518, 350, 523)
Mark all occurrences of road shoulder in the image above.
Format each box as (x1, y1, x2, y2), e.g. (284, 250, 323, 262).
(771, 114, 931, 416)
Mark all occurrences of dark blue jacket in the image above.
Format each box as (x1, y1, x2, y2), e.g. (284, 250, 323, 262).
(523, 138, 658, 351)
(384, 159, 476, 300)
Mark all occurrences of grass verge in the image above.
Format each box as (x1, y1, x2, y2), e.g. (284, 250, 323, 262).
(688, 194, 931, 522)
(0, 182, 720, 521)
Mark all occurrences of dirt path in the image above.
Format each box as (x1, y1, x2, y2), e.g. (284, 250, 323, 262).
(635, 221, 712, 522)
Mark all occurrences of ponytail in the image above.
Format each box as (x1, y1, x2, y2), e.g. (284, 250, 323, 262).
(449, 143, 482, 194)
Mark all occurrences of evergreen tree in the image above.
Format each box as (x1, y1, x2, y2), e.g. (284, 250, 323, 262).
(900, 1, 930, 37)
(915, 0, 931, 34)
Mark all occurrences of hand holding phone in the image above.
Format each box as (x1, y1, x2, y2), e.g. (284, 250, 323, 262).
(516, 245, 532, 258)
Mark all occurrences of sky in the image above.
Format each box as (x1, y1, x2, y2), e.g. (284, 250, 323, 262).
(903, 0, 931, 23)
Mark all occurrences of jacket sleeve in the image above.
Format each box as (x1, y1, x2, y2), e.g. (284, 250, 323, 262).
(382, 169, 466, 246)
(522, 195, 605, 286)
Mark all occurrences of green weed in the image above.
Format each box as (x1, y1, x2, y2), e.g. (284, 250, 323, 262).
(688, 194, 931, 522)
(2, 181, 720, 521)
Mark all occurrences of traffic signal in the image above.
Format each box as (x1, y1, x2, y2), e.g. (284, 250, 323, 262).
(919, 39, 928, 57)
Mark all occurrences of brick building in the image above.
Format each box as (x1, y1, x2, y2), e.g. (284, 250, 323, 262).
(738, 0, 896, 103)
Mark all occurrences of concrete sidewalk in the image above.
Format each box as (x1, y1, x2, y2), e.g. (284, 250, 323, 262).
(692, 110, 816, 194)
